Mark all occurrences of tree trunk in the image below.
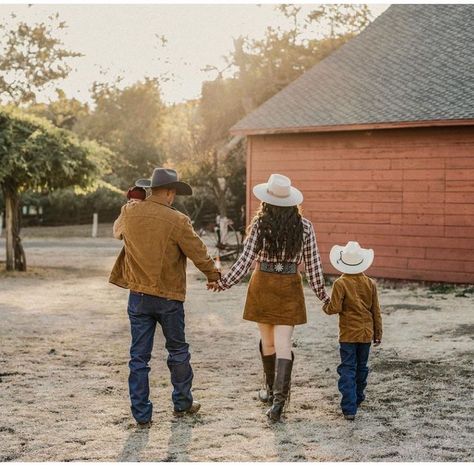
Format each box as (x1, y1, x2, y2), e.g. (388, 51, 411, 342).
(2, 185, 26, 271)
(14, 200, 27, 271)
(212, 150, 227, 219)
(4, 188, 14, 271)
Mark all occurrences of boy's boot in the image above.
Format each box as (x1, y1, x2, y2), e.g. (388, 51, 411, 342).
(258, 340, 276, 405)
(266, 353, 294, 422)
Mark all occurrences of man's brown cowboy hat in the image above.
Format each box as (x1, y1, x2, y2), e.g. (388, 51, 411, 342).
(135, 168, 192, 196)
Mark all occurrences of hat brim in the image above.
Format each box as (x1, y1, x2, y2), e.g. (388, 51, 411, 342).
(252, 183, 303, 207)
(135, 179, 192, 196)
(329, 245, 374, 274)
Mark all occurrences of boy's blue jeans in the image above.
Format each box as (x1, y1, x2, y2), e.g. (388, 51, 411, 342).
(127, 291, 193, 423)
(337, 342, 371, 416)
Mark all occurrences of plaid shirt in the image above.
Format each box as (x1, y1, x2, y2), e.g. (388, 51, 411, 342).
(217, 217, 330, 304)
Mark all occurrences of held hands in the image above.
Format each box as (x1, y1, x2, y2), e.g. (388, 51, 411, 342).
(207, 281, 222, 292)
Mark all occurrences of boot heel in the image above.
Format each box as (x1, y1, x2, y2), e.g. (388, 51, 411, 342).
(258, 388, 273, 404)
(266, 404, 283, 422)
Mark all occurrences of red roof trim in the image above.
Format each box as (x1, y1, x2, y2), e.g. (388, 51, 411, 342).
(230, 119, 474, 136)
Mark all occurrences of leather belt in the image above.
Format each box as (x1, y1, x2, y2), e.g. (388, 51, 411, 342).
(259, 261, 297, 274)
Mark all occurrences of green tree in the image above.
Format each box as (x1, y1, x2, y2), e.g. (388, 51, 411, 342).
(0, 107, 110, 271)
(203, 4, 372, 135)
(0, 14, 81, 105)
(76, 78, 165, 189)
(28, 88, 90, 130)
(192, 4, 372, 227)
(160, 100, 245, 228)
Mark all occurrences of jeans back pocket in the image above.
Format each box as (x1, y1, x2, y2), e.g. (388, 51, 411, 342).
(127, 292, 144, 315)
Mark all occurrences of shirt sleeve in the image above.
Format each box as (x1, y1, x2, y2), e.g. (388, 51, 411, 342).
(323, 279, 344, 315)
(217, 223, 258, 290)
(371, 281, 383, 341)
(303, 222, 330, 304)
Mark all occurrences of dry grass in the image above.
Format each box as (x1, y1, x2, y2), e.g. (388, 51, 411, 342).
(0, 235, 473, 461)
(16, 223, 114, 239)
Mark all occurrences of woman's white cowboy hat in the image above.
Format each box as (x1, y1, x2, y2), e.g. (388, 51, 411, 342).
(253, 174, 303, 207)
(329, 241, 374, 274)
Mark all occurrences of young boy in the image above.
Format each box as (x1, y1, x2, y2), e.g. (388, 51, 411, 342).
(126, 186, 147, 202)
(323, 241, 382, 421)
(113, 186, 146, 239)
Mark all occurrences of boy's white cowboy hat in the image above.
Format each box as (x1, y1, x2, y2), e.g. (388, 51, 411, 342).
(253, 174, 303, 207)
(329, 241, 374, 274)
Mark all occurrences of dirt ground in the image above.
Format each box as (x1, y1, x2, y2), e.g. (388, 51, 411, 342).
(0, 228, 473, 462)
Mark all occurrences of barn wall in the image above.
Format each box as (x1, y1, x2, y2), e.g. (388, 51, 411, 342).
(247, 126, 474, 284)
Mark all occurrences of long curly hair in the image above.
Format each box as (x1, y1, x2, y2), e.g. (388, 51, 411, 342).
(249, 202, 304, 260)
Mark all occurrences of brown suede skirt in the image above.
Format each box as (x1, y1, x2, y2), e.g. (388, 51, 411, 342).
(243, 268, 307, 325)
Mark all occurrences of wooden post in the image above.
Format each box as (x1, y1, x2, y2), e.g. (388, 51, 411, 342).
(0, 212, 3, 237)
(92, 213, 98, 238)
(219, 216, 229, 246)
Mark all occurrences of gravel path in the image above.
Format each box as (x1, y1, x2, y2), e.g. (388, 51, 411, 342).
(0, 236, 473, 461)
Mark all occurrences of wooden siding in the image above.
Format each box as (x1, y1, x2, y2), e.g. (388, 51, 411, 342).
(247, 126, 474, 284)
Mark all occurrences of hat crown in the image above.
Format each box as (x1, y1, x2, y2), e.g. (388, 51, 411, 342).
(267, 174, 291, 198)
(151, 168, 178, 185)
(341, 241, 364, 264)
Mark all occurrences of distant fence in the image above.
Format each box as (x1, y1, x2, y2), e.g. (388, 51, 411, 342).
(19, 208, 120, 227)
(0, 199, 243, 231)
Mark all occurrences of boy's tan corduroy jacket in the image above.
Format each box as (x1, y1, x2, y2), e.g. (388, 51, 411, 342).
(323, 273, 382, 343)
(109, 195, 220, 301)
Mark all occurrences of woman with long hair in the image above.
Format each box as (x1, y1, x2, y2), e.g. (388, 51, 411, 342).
(209, 174, 330, 421)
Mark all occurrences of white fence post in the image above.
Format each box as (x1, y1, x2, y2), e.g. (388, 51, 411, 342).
(92, 213, 98, 238)
(219, 216, 229, 246)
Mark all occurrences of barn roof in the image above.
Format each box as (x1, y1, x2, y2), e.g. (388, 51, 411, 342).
(231, 4, 474, 135)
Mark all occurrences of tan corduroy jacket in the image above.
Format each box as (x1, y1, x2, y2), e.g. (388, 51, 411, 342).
(109, 195, 220, 301)
(323, 273, 382, 343)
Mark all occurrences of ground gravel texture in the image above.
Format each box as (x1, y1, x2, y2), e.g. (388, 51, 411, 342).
(0, 234, 473, 461)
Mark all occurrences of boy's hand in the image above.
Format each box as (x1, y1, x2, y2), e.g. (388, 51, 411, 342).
(373, 339, 382, 346)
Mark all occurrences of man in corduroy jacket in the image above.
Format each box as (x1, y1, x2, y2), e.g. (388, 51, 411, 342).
(110, 168, 220, 426)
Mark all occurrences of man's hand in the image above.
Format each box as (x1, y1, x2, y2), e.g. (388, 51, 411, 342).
(373, 339, 382, 347)
(207, 281, 221, 292)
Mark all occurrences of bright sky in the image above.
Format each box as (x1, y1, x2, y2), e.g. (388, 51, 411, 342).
(0, 3, 389, 105)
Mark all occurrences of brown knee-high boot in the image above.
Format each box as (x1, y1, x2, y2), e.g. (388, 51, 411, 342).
(266, 353, 294, 422)
(258, 340, 276, 405)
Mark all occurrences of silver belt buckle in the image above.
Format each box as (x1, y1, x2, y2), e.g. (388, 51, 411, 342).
(274, 263, 284, 273)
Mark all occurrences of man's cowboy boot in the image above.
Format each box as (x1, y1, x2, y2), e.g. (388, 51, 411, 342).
(173, 401, 201, 417)
(266, 353, 294, 422)
(137, 420, 153, 429)
(258, 340, 276, 405)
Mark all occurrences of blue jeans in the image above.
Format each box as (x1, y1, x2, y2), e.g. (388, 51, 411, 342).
(127, 291, 194, 422)
(337, 342, 371, 416)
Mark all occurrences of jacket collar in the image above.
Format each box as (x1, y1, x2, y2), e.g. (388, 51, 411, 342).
(147, 194, 175, 209)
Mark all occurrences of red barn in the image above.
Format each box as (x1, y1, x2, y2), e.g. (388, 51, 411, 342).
(230, 4, 474, 284)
